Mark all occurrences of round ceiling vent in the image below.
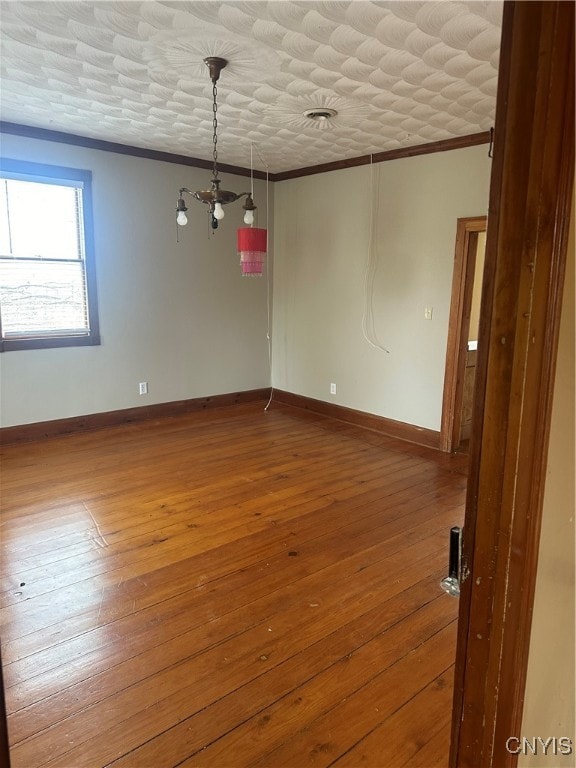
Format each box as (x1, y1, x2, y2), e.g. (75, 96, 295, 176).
(302, 107, 338, 122)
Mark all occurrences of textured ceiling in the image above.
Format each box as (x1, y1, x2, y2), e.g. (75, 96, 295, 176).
(0, 1, 503, 173)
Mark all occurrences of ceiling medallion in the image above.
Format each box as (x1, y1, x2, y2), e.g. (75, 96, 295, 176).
(145, 33, 281, 83)
(269, 95, 371, 131)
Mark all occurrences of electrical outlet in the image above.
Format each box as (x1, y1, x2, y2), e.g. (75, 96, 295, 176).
(330, 383, 337, 395)
(424, 306, 433, 320)
(139, 382, 148, 395)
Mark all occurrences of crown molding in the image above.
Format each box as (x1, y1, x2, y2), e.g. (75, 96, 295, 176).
(1, 121, 491, 182)
(272, 131, 492, 181)
(0, 121, 268, 181)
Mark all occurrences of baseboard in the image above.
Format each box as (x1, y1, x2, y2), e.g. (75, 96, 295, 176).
(272, 390, 441, 450)
(1, 388, 441, 449)
(0, 388, 271, 445)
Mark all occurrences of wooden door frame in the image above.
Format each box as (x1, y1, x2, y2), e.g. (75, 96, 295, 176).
(440, 216, 487, 453)
(450, 2, 574, 766)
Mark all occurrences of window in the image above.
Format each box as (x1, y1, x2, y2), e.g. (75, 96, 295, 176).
(0, 159, 100, 351)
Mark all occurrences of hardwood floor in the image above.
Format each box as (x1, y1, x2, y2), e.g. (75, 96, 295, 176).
(0, 401, 468, 768)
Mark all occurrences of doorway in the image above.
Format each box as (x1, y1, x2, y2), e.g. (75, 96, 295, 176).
(440, 216, 487, 453)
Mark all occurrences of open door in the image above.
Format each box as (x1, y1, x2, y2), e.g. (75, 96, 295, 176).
(450, 2, 574, 766)
(441, 217, 487, 453)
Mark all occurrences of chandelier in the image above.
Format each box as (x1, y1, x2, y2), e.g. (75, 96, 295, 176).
(175, 56, 267, 276)
(175, 57, 257, 231)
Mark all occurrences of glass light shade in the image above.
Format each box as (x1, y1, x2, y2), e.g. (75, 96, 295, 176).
(243, 209, 254, 225)
(176, 211, 188, 226)
(237, 227, 267, 277)
(213, 202, 225, 220)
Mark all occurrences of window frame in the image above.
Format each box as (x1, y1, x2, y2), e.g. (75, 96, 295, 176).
(0, 158, 100, 352)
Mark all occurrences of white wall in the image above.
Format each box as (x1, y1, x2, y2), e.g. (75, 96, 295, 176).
(1, 137, 491, 431)
(272, 145, 491, 431)
(0, 134, 272, 427)
(519, 194, 575, 767)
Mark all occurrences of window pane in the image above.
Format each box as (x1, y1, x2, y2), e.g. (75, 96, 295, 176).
(0, 179, 82, 260)
(0, 259, 89, 337)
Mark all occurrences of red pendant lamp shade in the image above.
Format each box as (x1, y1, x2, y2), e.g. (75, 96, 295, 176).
(237, 227, 267, 276)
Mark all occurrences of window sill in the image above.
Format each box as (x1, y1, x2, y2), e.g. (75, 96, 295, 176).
(0, 334, 101, 352)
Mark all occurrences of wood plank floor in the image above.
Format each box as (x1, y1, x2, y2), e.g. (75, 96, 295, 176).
(0, 401, 468, 768)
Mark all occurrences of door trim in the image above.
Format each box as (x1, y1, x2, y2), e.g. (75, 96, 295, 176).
(440, 216, 487, 453)
(450, 2, 575, 766)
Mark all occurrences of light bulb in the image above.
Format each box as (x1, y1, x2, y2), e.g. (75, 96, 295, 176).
(213, 202, 225, 220)
(243, 209, 254, 225)
(176, 210, 188, 226)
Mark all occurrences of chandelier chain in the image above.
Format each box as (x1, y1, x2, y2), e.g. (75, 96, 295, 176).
(212, 81, 219, 181)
